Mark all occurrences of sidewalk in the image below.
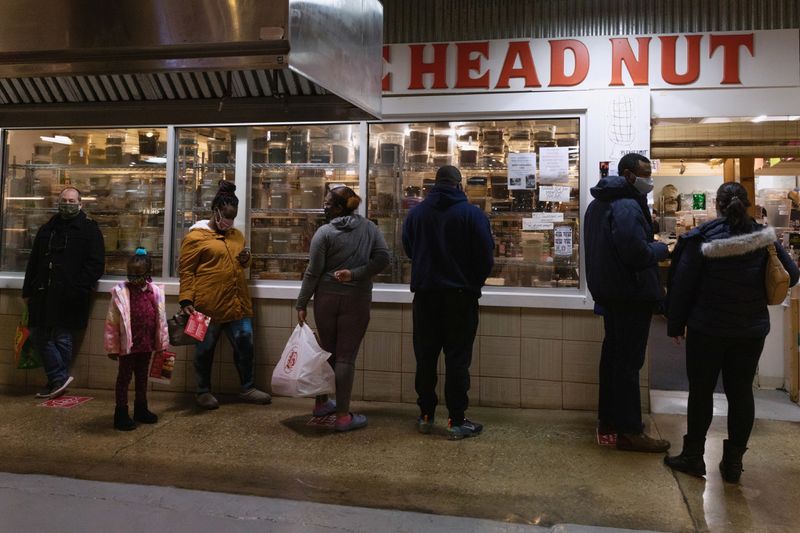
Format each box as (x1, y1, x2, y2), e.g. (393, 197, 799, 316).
(0, 388, 798, 532)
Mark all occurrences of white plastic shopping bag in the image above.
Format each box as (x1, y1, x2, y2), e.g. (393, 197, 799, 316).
(271, 323, 335, 397)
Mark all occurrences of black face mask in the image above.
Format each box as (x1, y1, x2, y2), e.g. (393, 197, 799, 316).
(323, 206, 334, 222)
(127, 274, 152, 286)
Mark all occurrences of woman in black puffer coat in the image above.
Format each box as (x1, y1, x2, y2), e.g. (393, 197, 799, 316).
(664, 182, 799, 483)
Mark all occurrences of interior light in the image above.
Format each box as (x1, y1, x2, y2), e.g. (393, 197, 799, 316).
(142, 156, 167, 164)
(39, 135, 73, 145)
(145, 131, 154, 138)
(751, 115, 768, 123)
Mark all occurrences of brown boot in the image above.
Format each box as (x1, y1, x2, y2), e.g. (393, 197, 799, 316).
(617, 432, 670, 453)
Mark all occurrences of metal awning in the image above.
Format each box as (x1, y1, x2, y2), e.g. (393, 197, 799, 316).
(0, 0, 382, 127)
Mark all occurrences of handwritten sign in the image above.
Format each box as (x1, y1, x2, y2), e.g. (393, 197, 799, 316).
(530, 212, 565, 223)
(539, 185, 571, 203)
(522, 219, 554, 231)
(539, 147, 570, 184)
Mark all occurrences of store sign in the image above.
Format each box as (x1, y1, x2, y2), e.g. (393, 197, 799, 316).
(382, 29, 799, 94)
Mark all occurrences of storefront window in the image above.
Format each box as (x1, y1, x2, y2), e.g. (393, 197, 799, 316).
(248, 124, 360, 280)
(172, 127, 237, 273)
(1, 128, 168, 275)
(367, 119, 581, 288)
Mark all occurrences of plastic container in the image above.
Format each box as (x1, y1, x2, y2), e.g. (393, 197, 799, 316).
(377, 132, 404, 165)
(299, 175, 326, 209)
(289, 130, 309, 163)
(375, 175, 396, 210)
(208, 140, 230, 164)
(766, 199, 791, 228)
(408, 126, 430, 153)
(33, 143, 52, 164)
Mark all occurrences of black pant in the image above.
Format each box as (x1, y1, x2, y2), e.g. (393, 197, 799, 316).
(598, 303, 652, 434)
(413, 289, 479, 425)
(685, 329, 763, 447)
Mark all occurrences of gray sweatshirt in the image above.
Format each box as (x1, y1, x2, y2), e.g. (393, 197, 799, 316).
(295, 214, 390, 310)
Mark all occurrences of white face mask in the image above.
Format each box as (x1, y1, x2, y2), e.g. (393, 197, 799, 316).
(633, 176, 654, 194)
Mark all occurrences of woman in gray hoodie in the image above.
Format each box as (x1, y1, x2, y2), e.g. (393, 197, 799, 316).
(296, 186, 390, 431)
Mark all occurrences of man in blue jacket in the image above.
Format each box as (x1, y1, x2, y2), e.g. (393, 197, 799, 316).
(402, 165, 494, 440)
(584, 154, 670, 453)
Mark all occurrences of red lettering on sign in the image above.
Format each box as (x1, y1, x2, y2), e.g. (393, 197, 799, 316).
(409, 43, 449, 90)
(455, 42, 490, 89)
(660, 35, 702, 85)
(549, 39, 590, 87)
(610, 37, 651, 86)
(382, 45, 391, 91)
(495, 41, 541, 89)
(709, 33, 754, 85)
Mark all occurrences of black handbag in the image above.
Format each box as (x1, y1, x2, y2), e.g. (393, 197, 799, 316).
(167, 311, 199, 346)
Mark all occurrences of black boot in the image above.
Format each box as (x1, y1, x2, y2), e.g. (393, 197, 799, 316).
(664, 435, 706, 477)
(719, 439, 747, 483)
(133, 400, 158, 424)
(114, 406, 136, 431)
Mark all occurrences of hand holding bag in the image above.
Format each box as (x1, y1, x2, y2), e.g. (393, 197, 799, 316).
(167, 312, 199, 346)
(271, 323, 335, 398)
(765, 243, 790, 305)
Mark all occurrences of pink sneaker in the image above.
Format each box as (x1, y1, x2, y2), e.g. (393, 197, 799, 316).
(335, 413, 367, 432)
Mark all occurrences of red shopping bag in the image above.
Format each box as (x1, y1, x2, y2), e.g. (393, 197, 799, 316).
(184, 311, 211, 342)
(148, 350, 176, 385)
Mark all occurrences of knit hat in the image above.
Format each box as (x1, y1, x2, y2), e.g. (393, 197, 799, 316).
(435, 165, 462, 185)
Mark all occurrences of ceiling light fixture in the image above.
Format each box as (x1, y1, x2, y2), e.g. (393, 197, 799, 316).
(39, 135, 73, 145)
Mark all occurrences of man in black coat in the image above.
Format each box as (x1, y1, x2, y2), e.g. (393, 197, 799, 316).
(584, 154, 670, 453)
(22, 187, 105, 399)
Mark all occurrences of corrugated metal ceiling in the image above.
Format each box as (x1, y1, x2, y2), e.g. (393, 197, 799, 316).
(382, 0, 800, 43)
(0, 69, 325, 105)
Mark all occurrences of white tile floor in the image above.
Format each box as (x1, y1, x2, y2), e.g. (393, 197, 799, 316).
(650, 388, 800, 422)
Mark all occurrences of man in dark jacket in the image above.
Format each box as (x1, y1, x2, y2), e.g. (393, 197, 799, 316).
(402, 165, 494, 440)
(584, 153, 670, 452)
(23, 187, 105, 399)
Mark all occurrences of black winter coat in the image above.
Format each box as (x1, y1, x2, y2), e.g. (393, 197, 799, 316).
(22, 210, 105, 330)
(666, 219, 800, 339)
(584, 176, 669, 306)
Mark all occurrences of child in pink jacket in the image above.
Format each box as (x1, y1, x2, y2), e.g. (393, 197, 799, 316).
(104, 248, 169, 431)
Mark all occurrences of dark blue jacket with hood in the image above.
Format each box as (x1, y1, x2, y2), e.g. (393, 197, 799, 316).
(584, 175, 669, 306)
(666, 219, 800, 338)
(402, 184, 494, 295)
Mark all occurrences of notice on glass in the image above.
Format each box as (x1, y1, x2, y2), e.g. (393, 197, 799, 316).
(539, 185, 571, 203)
(554, 226, 573, 256)
(522, 219, 554, 231)
(538, 147, 570, 184)
(507, 152, 536, 190)
(530, 212, 564, 223)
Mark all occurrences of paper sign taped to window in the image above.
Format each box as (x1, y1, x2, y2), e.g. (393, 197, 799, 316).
(530, 212, 564, 223)
(554, 226, 573, 256)
(522, 219, 554, 231)
(538, 185, 571, 203)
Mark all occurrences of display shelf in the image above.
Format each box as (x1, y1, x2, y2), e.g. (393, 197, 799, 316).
(251, 163, 358, 170)
(9, 164, 166, 173)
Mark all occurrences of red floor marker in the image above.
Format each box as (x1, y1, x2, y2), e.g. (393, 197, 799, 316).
(38, 396, 93, 409)
(306, 414, 336, 427)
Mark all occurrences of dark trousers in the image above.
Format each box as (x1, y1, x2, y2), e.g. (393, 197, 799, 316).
(313, 292, 371, 366)
(598, 304, 652, 434)
(116, 352, 150, 407)
(194, 318, 255, 394)
(413, 289, 479, 425)
(31, 327, 74, 385)
(685, 329, 763, 447)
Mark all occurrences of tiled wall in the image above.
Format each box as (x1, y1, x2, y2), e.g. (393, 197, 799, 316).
(0, 289, 649, 412)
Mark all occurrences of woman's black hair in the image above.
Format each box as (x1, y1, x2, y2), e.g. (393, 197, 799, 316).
(329, 186, 361, 215)
(127, 247, 152, 274)
(211, 180, 239, 211)
(716, 182, 751, 232)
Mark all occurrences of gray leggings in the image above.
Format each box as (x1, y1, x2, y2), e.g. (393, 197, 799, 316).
(313, 292, 371, 413)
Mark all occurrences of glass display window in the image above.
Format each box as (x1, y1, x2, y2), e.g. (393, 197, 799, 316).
(248, 124, 360, 280)
(172, 127, 238, 273)
(1, 128, 168, 276)
(367, 118, 581, 288)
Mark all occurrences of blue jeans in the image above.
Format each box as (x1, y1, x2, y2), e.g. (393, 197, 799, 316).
(30, 327, 74, 385)
(193, 317, 255, 394)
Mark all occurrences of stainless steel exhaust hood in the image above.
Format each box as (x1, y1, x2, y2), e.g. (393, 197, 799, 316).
(0, 0, 382, 126)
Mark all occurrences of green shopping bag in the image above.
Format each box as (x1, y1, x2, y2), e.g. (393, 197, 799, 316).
(14, 307, 41, 370)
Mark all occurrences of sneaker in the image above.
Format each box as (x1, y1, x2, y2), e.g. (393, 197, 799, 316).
(616, 432, 670, 453)
(35, 384, 52, 399)
(313, 399, 337, 417)
(335, 413, 368, 432)
(417, 414, 434, 434)
(196, 392, 220, 410)
(447, 418, 483, 440)
(238, 388, 272, 405)
(47, 376, 74, 399)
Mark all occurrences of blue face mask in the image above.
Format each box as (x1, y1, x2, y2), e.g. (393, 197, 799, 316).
(633, 176, 654, 194)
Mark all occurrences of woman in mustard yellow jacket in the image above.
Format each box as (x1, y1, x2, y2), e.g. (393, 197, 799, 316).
(178, 181, 271, 410)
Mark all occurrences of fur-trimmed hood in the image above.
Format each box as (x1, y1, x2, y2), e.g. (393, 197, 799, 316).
(701, 226, 775, 259)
